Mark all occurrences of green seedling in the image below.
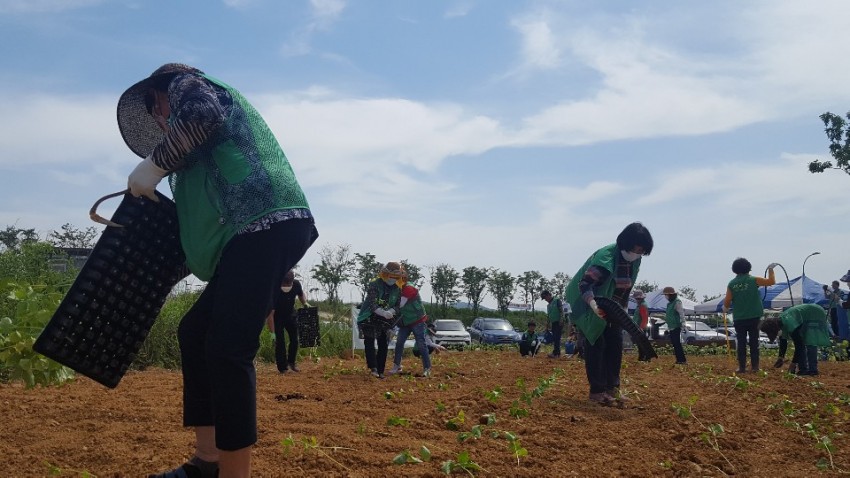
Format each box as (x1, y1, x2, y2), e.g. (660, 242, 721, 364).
(386, 415, 410, 427)
(436, 400, 447, 412)
(457, 425, 483, 443)
(393, 447, 431, 465)
(485, 387, 502, 402)
(509, 400, 529, 419)
(445, 410, 466, 431)
(441, 451, 483, 476)
(44, 461, 96, 477)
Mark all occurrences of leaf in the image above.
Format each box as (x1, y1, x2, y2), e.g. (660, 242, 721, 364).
(419, 446, 431, 462)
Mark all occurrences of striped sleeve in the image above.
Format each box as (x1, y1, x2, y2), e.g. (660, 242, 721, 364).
(150, 73, 227, 171)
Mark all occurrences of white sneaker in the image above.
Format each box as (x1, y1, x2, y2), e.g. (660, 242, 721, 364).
(422, 368, 431, 378)
(388, 364, 402, 375)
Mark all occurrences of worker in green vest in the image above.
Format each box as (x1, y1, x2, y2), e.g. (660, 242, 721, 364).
(722, 258, 776, 374)
(565, 222, 654, 406)
(760, 304, 832, 375)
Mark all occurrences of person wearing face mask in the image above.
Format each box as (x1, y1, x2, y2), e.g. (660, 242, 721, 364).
(565, 222, 654, 406)
(265, 270, 310, 373)
(722, 258, 776, 374)
(117, 64, 318, 478)
(356, 262, 404, 378)
(662, 287, 687, 365)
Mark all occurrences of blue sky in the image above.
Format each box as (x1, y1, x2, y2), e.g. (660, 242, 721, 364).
(1, 0, 849, 306)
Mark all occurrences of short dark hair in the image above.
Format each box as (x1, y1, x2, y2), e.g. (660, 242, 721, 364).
(527, 321, 536, 327)
(759, 317, 781, 342)
(540, 290, 552, 299)
(732, 258, 752, 275)
(282, 270, 295, 285)
(616, 222, 654, 255)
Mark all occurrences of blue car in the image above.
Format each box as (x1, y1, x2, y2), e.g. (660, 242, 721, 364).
(468, 317, 522, 345)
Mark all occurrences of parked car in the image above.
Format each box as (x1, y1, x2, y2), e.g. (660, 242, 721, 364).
(657, 320, 727, 345)
(431, 319, 471, 348)
(467, 317, 522, 345)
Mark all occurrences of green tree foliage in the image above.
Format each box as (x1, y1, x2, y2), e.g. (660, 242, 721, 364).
(310, 244, 355, 304)
(549, 272, 571, 298)
(516, 270, 544, 313)
(429, 263, 460, 319)
(460, 266, 489, 317)
(634, 280, 658, 294)
(809, 112, 850, 176)
(678, 285, 698, 302)
(0, 225, 38, 251)
(47, 223, 98, 249)
(352, 252, 380, 302)
(400, 259, 424, 289)
(487, 269, 515, 316)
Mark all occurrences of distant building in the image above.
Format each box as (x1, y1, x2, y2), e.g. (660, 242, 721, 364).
(49, 247, 92, 272)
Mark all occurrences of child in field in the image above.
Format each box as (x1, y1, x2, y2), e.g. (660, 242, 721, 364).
(413, 322, 448, 358)
(519, 321, 542, 357)
(760, 303, 832, 375)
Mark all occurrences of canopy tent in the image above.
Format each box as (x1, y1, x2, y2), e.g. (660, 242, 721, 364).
(628, 289, 699, 315)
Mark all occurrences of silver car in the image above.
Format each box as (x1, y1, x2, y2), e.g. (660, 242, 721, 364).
(432, 319, 471, 348)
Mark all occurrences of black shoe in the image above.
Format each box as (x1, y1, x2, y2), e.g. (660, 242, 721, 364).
(774, 358, 785, 368)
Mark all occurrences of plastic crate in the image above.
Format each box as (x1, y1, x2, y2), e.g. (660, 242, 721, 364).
(33, 192, 188, 388)
(296, 306, 320, 348)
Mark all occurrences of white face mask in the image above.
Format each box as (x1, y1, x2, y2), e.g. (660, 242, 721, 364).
(281, 286, 293, 293)
(621, 250, 641, 262)
(384, 278, 397, 286)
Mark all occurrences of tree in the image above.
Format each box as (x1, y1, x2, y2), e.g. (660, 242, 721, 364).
(516, 270, 544, 313)
(352, 252, 380, 301)
(429, 263, 460, 319)
(809, 111, 850, 176)
(47, 223, 97, 249)
(702, 293, 722, 302)
(0, 225, 38, 251)
(678, 285, 698, 302)
(460, 266, 489, 317)
(549, 272, 571, 299)
(400, 259, 424, 289)
(487, 269, 515, 316)
(310, 244, 355, 304)
(634, 280, 658, 294)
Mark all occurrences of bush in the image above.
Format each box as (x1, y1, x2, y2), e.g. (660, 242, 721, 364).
(133, 290, 201, 370)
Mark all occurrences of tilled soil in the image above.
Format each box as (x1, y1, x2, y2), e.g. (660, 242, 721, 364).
(2, 350, 849, 477)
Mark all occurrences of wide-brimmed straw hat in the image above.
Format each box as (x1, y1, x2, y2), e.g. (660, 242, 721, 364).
(841, 270, 850, 283)
(380, 262, 405, 279)
(116, 63, 203, 158)
(662, 286, 676, 295)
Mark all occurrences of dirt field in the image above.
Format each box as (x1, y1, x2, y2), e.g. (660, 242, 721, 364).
(2, 349, 849, 477)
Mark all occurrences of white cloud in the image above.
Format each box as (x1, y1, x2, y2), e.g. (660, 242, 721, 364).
(510, 14, 561, 71)
(445, 1, 474, 19)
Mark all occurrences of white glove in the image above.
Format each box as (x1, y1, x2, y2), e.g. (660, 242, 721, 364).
(767, 263, 778, 270)
(303, 302, 312, 308)
(375, 308, 395, 319)
(589, 300, 606, 319)
(128, 155, 167, 202)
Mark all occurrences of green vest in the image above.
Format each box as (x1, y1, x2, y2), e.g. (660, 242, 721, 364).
(632, 303, 647, 328)
(399, 294, 427, 326)
(547, 298, 563, 323)
(665, 298, 682, 330)
(521, 330, 537, 346)
(727, 274, 763, 321)
(565, 243, 641, 345)
(169, 75, 310, 280)
(779, 304, 832, 347)
(356, 279, 401, 323)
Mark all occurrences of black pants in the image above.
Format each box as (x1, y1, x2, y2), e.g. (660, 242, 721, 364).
(550, 321, 563, 356)
(830, 308, 839, 336)
(273, 311, 298, 371)
(670, 327, 686, 364)
(734, 317, 761, 371)
(364, 329, 390, 374)
(177, 218, 316, 451)
(584, 324, 623, 394)
(520, 341, 540, 356)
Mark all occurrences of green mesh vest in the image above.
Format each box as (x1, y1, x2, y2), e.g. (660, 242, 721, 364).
(169, 75, 310, 280)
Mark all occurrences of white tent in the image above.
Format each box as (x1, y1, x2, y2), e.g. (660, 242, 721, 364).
(629, 290, 699, 315)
